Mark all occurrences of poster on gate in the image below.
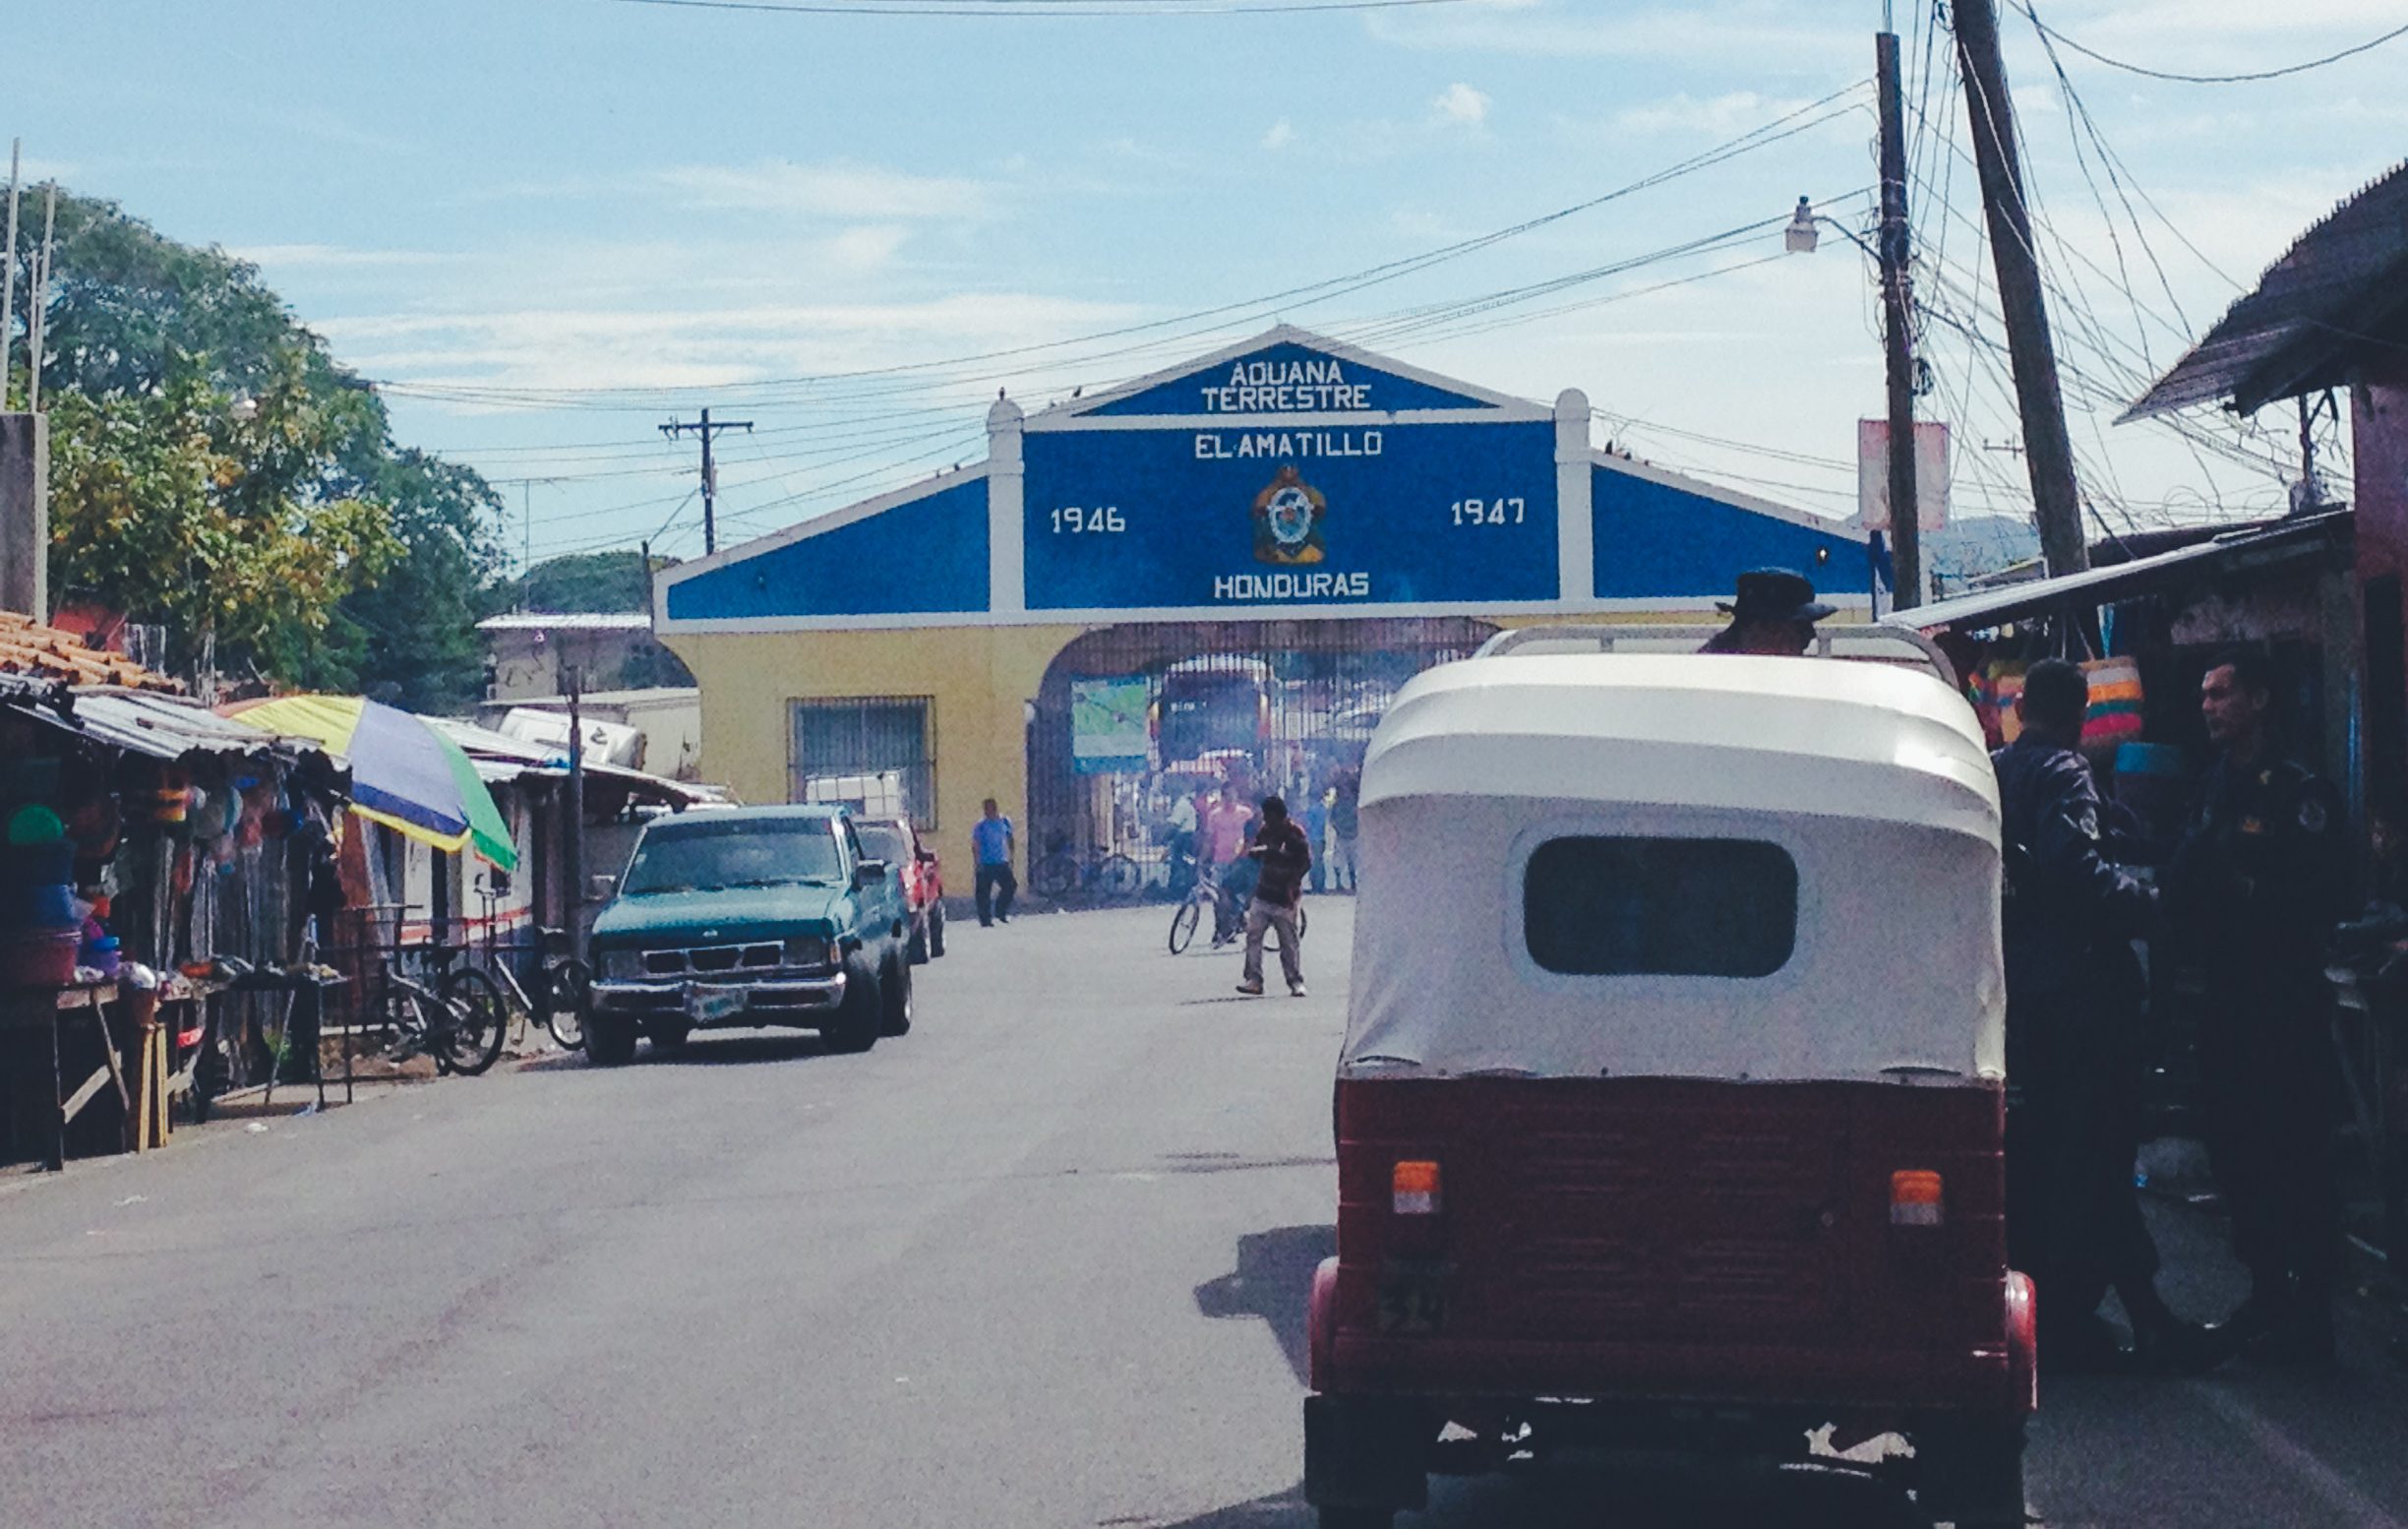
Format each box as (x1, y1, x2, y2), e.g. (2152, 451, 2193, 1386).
(1070, 677, 1153, 773)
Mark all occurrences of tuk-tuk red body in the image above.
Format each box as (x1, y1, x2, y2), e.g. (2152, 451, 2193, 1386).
(1304, 641, 2034, 1529)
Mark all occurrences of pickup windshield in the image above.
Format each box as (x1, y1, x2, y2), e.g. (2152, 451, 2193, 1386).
(622, 821, 844, 894)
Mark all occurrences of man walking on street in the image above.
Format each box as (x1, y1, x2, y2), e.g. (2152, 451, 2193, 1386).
(1993, 659, 2212, 1373)
(1235, 795, 1311, 998)
(2167, 651, 2348, 1364)
(972, 797, 1017, 927)
(1327, 768, 1360, 894)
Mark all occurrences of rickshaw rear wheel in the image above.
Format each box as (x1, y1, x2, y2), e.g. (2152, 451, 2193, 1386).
(1916, 1416, 2025, 1529)
(1316, 1509, 1391, 1529)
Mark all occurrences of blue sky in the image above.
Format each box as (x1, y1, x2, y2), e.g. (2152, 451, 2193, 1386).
(21, 0, 2408, 566)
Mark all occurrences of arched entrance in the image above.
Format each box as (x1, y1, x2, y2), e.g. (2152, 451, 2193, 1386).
(1026, 617, 1497, 897)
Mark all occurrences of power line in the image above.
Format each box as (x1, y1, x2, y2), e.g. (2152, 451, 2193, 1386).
(2016, 3, 2408, 84)
(371, 85, 1872, 409)
(614, 0, 1473, 14)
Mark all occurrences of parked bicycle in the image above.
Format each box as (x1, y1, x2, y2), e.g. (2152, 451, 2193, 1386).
(470, 878, 591, 1050)
(380, 948, 510, 1075)
(1030, 840, 1144, 902)
(1168, 873, 1305, 954)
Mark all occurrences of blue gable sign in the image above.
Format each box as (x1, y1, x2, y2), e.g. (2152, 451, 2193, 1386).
(1083, 340, 1502, 419)
(664, 475, 989, 623)
(1591, 462, 1870, 601)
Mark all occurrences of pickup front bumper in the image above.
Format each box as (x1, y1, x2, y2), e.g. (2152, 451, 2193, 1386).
(590, 971, 846, 1027)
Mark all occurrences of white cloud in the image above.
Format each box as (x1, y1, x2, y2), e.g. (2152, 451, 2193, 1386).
(653, 160, 990, 220)
(230, 243, 461, 270)
(1261, 118, 1295, 151)
(1431, 83, 1492, 128)
(1610, 91, 1815, 137)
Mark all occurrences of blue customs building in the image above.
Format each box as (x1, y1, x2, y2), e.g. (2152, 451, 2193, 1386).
(655, 327, 1873, 881)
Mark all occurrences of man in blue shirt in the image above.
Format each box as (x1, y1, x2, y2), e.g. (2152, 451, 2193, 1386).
(971, 798, 1017, 926)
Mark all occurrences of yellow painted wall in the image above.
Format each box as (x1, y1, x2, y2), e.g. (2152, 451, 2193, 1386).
(662, 625, 1085, 876)
(662, 608, 1745, 876)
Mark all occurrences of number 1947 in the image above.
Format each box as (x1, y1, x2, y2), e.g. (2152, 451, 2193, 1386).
(1452, 497, 1525, 526)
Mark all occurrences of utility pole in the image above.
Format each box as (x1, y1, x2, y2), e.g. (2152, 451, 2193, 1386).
(1876, 21, 1922, 608)
(25, 184, 54, 412)
(3, 141, 21, 404)
(566, 656, 586, 961)
(660, 406, 752, 555)
(1955, 0, 2088, 579)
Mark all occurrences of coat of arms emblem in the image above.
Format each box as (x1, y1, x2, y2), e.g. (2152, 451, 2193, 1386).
(1251, 465, 1327, 566)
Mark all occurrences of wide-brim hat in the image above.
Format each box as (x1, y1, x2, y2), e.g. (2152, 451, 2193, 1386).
(1716, 567, 1836, 624)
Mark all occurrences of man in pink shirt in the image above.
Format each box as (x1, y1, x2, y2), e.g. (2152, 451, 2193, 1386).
(1197, 783, 1256, 944)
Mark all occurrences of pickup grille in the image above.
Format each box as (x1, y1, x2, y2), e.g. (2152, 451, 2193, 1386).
(641, 941, 785, 976)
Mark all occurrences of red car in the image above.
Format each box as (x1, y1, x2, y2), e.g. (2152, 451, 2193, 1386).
(859, 818, 946, 964)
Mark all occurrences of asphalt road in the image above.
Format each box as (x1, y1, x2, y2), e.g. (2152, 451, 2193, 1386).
(3, 901, 2404, 1529)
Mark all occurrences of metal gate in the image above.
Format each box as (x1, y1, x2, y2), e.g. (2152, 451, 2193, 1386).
(1027, 617, 1496, 897)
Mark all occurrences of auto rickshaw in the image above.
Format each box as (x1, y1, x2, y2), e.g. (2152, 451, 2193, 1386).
(1303, 631, 2033, 1529)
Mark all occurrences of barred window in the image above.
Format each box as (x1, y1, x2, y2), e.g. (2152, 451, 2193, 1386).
(790, 697, 935, 827)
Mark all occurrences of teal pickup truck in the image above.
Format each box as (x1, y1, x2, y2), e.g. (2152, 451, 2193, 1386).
(584, 806, 915, 1064)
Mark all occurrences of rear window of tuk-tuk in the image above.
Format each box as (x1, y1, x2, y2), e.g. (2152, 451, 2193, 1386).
(1522, 835, 1798, 978)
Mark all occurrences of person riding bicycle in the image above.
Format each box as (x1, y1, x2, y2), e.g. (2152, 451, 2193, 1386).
(1198, 783, 1256, 944)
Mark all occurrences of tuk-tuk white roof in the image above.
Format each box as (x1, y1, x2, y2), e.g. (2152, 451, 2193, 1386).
(1346, 653, 2005, 1086)
(1362, 653, 1998, 843)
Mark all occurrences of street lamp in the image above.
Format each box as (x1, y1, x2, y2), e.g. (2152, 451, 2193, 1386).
(1783, 196, 1820, 254)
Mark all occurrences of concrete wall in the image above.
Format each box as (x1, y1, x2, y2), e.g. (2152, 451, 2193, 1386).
(0, 413, 47, 619)
(663, 624, 1083, 875)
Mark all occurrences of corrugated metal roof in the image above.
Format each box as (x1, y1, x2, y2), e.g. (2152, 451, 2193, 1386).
(1890, 512, 2349, 634)
(477, 612, 653, 633)
(426, 717, 709, 805)
(2126, 160, 2408, 420)
(67, 690, 297, 762)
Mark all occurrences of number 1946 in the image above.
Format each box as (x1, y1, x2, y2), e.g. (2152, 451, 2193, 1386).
(1051, 506, 1126, 534)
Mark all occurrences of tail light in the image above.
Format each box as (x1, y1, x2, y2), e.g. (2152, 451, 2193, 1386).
(1890, 1169, 1945, 1227)
(1392, 1160, 1441, 1215)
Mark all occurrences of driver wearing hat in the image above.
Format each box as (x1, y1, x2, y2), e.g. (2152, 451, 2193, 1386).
(1700, 568, 1836, 655)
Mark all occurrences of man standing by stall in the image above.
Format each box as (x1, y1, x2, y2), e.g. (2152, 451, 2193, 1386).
(2169, 651, 2349, 1364)
(1993, 659, 2209, 1371)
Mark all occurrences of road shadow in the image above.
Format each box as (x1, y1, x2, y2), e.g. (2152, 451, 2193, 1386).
(1138, 1461, 1923, 1529)
(1194, 1224, 1334, 1388)
(641, 1032, 836, 1067)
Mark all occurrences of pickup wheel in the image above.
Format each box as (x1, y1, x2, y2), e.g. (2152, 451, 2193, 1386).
(879, 956, 914, 1037)
(907, 914, 930, 965)
(650, 1022, 691, 1053)
(585, 1013, 637, 1067)
(823, 953, 881, 1054)
(928, 902, 946, 958)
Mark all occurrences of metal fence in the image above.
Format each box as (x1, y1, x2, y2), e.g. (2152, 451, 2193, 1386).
(1027, 618, 1495, 894)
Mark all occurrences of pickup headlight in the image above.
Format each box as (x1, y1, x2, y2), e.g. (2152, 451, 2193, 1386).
(783, 936, 829, 969)
(599, 948, 642, 980)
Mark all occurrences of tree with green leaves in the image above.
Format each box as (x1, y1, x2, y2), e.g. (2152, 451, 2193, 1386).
(9, 187, 506, 707)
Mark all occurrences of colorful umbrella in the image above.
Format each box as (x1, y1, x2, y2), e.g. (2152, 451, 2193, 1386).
(236, 695, 518, 870)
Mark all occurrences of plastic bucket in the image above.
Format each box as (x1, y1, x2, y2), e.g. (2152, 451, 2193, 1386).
(0, 929, 84, 987)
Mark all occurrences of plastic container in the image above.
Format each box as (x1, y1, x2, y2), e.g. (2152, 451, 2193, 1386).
(83, 936, 122, 980)
(0, 929, 84, 987)
(4, 838, 76, 886)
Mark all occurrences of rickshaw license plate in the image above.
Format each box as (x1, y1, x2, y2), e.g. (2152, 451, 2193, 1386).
(1376, 1262, 1450, 1335)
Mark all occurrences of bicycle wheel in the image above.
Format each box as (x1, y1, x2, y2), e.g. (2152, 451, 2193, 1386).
(1030, 851, 1079, 901)
(439, 965, 511, 1075)
(1169, 896, 1201, 954)
(545, 957, 590, 1050)
(1296, 902, 1309, 943)
(1096, 854, 1143, 900)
